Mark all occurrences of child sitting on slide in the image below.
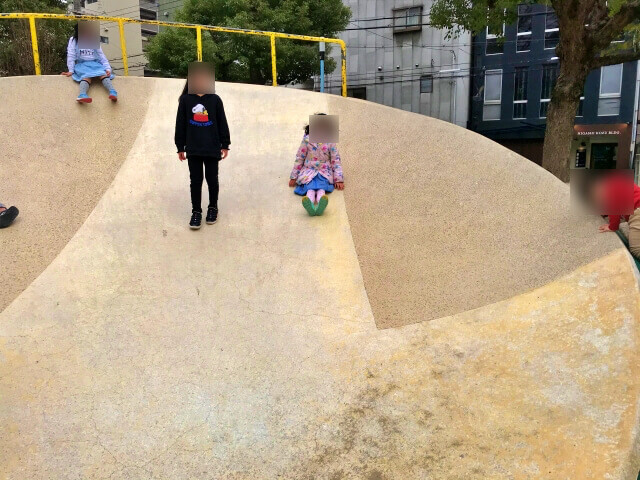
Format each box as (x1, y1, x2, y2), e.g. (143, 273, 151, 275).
(62, 22, 118, 103)
(289, 114, 344, 216)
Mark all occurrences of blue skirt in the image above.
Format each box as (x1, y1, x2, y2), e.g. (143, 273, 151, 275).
(294, 174, 335, 196)
(72, 61, 115, 82)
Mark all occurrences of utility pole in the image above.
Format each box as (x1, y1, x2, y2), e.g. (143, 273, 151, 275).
(319, 42, 325, 93)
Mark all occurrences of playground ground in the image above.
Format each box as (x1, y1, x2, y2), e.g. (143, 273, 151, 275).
(0, 76, 639, 479)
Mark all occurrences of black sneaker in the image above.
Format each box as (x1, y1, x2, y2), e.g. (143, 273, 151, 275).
(206, 207, 218, 225)
(189, 211, 202, 230)
(0, 206, 19, 228)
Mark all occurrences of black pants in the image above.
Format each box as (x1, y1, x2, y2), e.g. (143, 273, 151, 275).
(187, 155, 219, 213)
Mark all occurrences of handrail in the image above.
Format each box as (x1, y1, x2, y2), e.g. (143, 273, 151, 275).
(0, 12, 347, 96)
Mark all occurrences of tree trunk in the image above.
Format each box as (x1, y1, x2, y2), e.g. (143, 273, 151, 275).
(541, 88, 582, 182)
(541, 54, 590, 182)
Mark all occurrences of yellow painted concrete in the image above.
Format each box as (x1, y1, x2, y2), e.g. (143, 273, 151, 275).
(0, 77, 638, 479)
(328, 95, 623, 328)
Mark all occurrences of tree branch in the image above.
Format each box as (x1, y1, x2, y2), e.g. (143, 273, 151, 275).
(592, 48, 640, 68)
(592, 0, 640, 48)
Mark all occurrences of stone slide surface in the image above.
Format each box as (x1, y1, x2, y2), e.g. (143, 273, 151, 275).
(0, 77, 638, 479)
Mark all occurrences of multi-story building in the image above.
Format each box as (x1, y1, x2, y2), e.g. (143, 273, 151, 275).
(470, 4, 638, 169)
(74, 0, 159, 76)
(157, 0, 183, 23)
(324, 1, 472, 127)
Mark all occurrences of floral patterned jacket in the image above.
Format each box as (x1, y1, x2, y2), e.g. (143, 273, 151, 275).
(290, 134, 344, 185)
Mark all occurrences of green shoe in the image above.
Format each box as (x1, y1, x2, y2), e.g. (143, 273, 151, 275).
(315, 195, 329, 216)
(302, 196, 316, 216)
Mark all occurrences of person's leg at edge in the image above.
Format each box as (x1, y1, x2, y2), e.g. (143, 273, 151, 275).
(628, 208, 640, 258)
(203, 157, 219, 224)
(187, 156, 205, 213)
(302, 189, 317, 216)
(315, 192, 329, 216)
(101, 76, 118, 100)
(306, 190, 316, 204)
(203, 157, 219, 210)
(77, 79, 91, 102)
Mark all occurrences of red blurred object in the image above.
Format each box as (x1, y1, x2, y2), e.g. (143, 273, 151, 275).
(194, 113, 209, 122)
(604, 172, 640, 230)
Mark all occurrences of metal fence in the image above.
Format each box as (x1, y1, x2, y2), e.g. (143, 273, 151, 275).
(0, 12, 347, 96)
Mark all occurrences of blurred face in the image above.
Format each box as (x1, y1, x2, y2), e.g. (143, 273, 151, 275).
(309, 115, 339, 143)
(78, 21, 99, 49)
(188, 62, 215, 94)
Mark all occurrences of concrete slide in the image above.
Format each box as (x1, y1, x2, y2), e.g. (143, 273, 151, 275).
(1, 76, 639, 479)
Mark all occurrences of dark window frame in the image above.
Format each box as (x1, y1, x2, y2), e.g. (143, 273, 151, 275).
(513, 67, 528, 119)
(544, 8, 559, 50)
(540, 63, 558, 118)
(347, 87, 367, 100)
(392, 6, 424, 33)
(516, 4, 532, 52)
(420, 75, 433, 93)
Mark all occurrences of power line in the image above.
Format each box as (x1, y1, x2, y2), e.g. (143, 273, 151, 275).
(345, 19, 471, 58)
(342, 36, 566, 48)
(324, 63, 558, 82)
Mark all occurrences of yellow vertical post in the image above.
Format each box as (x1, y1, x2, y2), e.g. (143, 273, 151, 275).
(28, 16, 41, 75)
(118, 20, 129, 76)
(270, 35, 277, 87)
(341, 42, 347, 97)
(196, 26, 203, 61)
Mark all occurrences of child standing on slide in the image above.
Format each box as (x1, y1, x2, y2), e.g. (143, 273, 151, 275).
(62, 22, 118, 103)
(175, 63, 231, 230)
(289, 115, 344, 216)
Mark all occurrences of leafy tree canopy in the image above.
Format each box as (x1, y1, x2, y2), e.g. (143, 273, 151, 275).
(0, 0, 72, 75)
(146, 0, 350, 84)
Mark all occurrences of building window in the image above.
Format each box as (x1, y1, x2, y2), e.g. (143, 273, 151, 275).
(86, 0, 98, 4)
(140, 8, 157, 21)
(577, 96, 585, 116)
(100, 35, 109, 44)
(517, 5, 532, 52)
(483, 69, 502, 121)
(545, 9, 559, 50)
(348, 87, 366, 100)
(540, 64, 558, 118)
(513, 67, 528, 119)
(486, 24, 504, 55)
(393, 7, 423, 33)
(598, 64, 622, 116)
(420, 75, 433, 93)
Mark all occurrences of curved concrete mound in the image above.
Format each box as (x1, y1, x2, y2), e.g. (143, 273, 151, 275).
(0, 76, 152, 313)
(0, 77, 639, 479)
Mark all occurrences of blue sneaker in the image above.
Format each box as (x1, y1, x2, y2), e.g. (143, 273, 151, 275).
(76, 93, 92, 103)
(108, 90, 118, 102)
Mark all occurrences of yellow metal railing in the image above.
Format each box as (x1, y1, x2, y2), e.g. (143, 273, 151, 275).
(0, 12, 347, 96)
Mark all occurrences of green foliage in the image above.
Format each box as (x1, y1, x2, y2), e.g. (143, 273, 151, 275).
(146, 0, 350, 84)
(0, 0, 73, 76)
(430, 0, 522, 38)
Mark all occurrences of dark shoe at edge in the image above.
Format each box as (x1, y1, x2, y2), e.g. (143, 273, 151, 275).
(0, 206, 19, 228)
(206, 207, 218, 225)
(190, 211, 203, 230)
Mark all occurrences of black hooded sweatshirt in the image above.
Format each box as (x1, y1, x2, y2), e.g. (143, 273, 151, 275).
(175, 93, 231, 158)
